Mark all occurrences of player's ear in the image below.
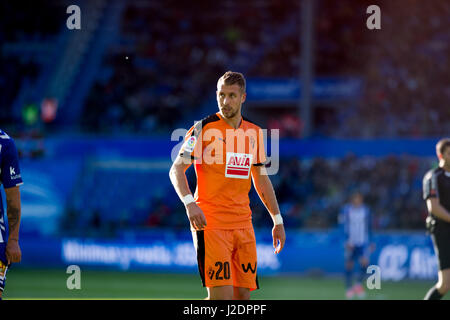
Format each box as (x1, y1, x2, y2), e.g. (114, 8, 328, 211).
(241, 92, 246, 104)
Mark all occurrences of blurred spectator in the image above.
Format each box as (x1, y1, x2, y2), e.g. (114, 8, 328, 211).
(268, 114, 303, 138)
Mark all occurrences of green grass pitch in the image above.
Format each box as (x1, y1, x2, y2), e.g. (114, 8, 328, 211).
(2, 267, 446, 300)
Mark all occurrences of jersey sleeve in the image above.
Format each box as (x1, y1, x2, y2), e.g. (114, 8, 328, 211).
(1, 138, 23, 188)
(253, 128, 267, 166)
(179, 122, 202, 161)
(423, 170, 438, 200)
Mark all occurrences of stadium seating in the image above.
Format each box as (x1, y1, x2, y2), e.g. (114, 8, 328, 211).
(61, 154, 433, 236)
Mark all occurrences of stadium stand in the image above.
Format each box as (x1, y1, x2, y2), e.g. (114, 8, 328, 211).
(0, 0, 65, 131)
(59, 154, 433, 236)
(1, 0, 447, 237)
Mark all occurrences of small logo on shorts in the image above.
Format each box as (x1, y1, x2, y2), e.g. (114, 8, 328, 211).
(208, 267, 215, 280)
(241, 262, 257, 274)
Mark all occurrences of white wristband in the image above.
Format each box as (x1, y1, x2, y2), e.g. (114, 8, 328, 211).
(271, 214, 283, 225)
(182, 194, 195, 206)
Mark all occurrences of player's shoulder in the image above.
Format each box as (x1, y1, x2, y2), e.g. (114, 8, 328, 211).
(0, 129, 15, 145)
(194, 113, 221, 130)
(423, 167, 442, 182)
(185, 113, 221, 138)
(242, 116, 264, 130)
(200, 113, 221, 129)
(0, 129, 10, 138)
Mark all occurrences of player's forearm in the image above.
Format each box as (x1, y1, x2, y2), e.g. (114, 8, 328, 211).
(254, 174, 280, 216)
(428, 199, 450, 223)
(169, 165, 193, 202)
(6, 194, 21, 241)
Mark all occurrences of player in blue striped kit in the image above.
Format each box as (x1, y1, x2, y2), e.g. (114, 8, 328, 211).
(0, 129, 23, 300)
(339, 192, 374, 299)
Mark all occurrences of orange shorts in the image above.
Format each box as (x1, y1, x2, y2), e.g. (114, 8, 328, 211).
(192, 228, 259, 290)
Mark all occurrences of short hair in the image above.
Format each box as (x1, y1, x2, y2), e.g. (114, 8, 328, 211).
(436, 138, 450, 157)
(217, 71, 246, 93)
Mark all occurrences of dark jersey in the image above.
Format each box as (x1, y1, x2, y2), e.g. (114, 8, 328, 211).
(423, 167, 450, 225)
(0, 130, 23, 244)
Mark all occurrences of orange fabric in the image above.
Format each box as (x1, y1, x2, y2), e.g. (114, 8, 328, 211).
(200, 228, 258, 289)
(181, 112, 267, 230)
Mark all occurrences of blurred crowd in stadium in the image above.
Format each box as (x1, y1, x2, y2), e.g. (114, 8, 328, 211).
(80, 0, 299, 134)
(80, 0, 449, 138)
(1, 0, 448, 237)
(3, 1, 448, 137)
(0, 1, 62, 130)
(60, 154, 432, 237)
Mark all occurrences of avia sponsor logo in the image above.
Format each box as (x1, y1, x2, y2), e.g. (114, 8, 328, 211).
(225, 152, 253, 179)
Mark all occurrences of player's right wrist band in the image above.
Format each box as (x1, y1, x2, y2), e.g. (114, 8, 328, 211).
(182, 194, 195, 206)
(271, 214, 284, 225)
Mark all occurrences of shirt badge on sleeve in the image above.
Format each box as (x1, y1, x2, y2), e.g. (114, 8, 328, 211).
(183, 136, 197, 153)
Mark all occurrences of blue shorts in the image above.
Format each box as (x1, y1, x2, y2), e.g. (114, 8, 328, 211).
(0, 243, 9, 292)
(345, 245, 370, 263)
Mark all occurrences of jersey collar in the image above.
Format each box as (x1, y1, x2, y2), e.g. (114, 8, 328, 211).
(217, 112, 243, 130)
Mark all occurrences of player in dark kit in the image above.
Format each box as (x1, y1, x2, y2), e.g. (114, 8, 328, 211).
(423, 138, 450, 300)
(0, 129, 23, 300)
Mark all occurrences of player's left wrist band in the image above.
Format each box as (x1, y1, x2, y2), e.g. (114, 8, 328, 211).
(272, 214, 283, 225)
(182, 194, 195, 206)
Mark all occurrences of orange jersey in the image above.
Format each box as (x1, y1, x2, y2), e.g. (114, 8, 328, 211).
(180, 112, 267, 229)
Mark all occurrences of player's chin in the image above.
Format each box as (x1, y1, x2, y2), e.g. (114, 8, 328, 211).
(221, 109, 233, 117)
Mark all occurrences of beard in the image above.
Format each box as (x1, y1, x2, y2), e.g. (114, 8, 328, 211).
(221, 106, 239, 119)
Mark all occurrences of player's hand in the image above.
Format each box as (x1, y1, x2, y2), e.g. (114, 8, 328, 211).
(272, 224, 285, 254)
(6, 239, 21, 264)
(186, 202, 207, 230)
(345, 242, 353, 251)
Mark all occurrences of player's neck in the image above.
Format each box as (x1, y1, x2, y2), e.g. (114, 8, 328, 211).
(220, 113, 242, 129)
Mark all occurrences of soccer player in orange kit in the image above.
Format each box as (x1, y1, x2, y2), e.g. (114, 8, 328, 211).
(169, 71, 285, 300)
